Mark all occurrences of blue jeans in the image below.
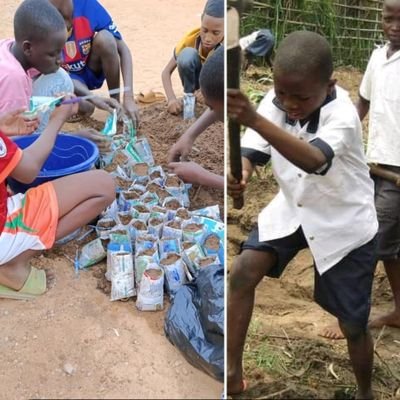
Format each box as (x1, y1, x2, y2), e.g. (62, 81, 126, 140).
(176, 47, 202, 94)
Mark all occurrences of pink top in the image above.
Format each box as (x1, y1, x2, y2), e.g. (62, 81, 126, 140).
(0, 39, 38, 113)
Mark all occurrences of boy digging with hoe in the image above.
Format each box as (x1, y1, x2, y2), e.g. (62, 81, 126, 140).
(227, 31, 379, 399)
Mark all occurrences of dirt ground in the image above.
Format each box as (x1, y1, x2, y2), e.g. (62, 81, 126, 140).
(0, 1, 223, 399)
(227, 67, 400, 399)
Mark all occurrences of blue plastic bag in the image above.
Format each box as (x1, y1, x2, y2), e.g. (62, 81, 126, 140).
(164, 264, 224, 382)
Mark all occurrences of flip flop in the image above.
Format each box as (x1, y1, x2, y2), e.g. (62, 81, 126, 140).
(227, 379, 248, 396)
(137, 90, 166, 104)
(0, 267, 46, 300)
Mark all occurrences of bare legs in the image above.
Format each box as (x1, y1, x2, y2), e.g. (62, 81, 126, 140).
(74, 30, 121, 117)
(52, 170, 115, 239)
(369, 259, 400, 328)
(227, 248, 374, 399)
(0, 170, 115, 291)
(227, 249, 276, 394)
(339, 321, 374, 399)
(321, 258, 400, 337)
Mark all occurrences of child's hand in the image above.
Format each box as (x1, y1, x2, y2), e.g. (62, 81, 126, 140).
(194, 89, 204, 104)
(0, 108, 39, 136)
(167, 161, 206, 185)
(167, 134, 195, 163)
(123, 98, 140, 127)
(91, 96, 122, 114)
(76, 129, 112, 153)
(227, 169, 250, 199)
(50, 94, 79, 122)
(168, 161, 204, 184)
(227, 89, 258, 127)
(167, 98, 183, 115)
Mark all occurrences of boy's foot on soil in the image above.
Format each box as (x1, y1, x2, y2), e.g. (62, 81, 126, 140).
(356, 389, 374, 399)
(369, 311, 400, 329)
(318, 323, 345, 340)
(227, 379, 247, 395)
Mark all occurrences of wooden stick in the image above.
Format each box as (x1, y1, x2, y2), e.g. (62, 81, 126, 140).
(373, 325, 386, 352)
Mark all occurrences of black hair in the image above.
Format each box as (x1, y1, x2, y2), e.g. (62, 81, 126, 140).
(202, 0, 224, 18)
(14, 0, 66, 42)
(199, 45, 224, 102)
(274, 31, 333, 83)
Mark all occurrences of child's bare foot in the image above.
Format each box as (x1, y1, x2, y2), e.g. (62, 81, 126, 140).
(0, 260, 54, 293)
(356, 388, 373, 399)
(369, 311, 400, 329)
(318, 323, 345, 340)
(227, 375, 247, 396)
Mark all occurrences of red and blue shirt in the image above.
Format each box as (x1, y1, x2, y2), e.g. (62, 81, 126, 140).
(0, 132, 22, 233)
(61, 0, 122, 74)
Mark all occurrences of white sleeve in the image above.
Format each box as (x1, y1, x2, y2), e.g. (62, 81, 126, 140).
(359, 49, 377, 101)
(313, 105, 360, 159)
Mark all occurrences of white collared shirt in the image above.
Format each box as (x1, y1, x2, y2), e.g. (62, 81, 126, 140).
(360, 43, 400, 166)
(241, 87, 378, 275)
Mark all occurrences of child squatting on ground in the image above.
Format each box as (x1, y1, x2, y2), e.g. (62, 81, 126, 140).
(167, 46, 224, 189)
(161, 0, 224, 116)
(227, 31, 379, 399)
(0, 98, 115, 300)
(48, 0, 139, 124)
(322, 0, 400, 341)
(0, 0, 110, 152)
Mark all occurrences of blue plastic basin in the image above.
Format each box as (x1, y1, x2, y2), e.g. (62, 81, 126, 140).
(8, 133, 99, 193)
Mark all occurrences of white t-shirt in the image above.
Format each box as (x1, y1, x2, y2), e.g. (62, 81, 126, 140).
(241, 86, 378, 275)
(360, 43, 400, 166)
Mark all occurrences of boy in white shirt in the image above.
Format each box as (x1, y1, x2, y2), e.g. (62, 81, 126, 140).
(356, 0, 400, 331)
(227, 31, 378, 399)
(322, 0, 400, 340)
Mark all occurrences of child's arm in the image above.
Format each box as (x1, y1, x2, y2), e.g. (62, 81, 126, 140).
(168, 108, 218, 162)
(168, 161, 223, 189)
(227, 89, 327, 174)
(161, 56, 182, 115)
(9, 102, 77, 184)
(116, 39, 140, 124)
(355, 94, 370, 122)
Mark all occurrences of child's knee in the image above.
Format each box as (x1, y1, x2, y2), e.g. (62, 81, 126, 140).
(177, 47, 201, 69)
(230, 253, 264, 291)
(89, 170, 116, 203)
(92, 30, 118, 55)
(98, 170, 116, 200)
(339, 320, 368, 341)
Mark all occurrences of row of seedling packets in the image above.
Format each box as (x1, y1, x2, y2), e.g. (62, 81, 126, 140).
(74, 111, 224, 311)
(77, 202, 224, 311)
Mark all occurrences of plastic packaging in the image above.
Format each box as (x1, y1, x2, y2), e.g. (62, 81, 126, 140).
(136, 265, 164, 311)
(110, 250, 136, 301)
(164, 264, 224, 382)
(183, 93, 195, 120)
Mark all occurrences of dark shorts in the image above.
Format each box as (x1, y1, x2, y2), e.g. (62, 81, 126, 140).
(241, 226, 378, 327)
(70, 66, 105, 90)
(374, 166, 400, 260)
